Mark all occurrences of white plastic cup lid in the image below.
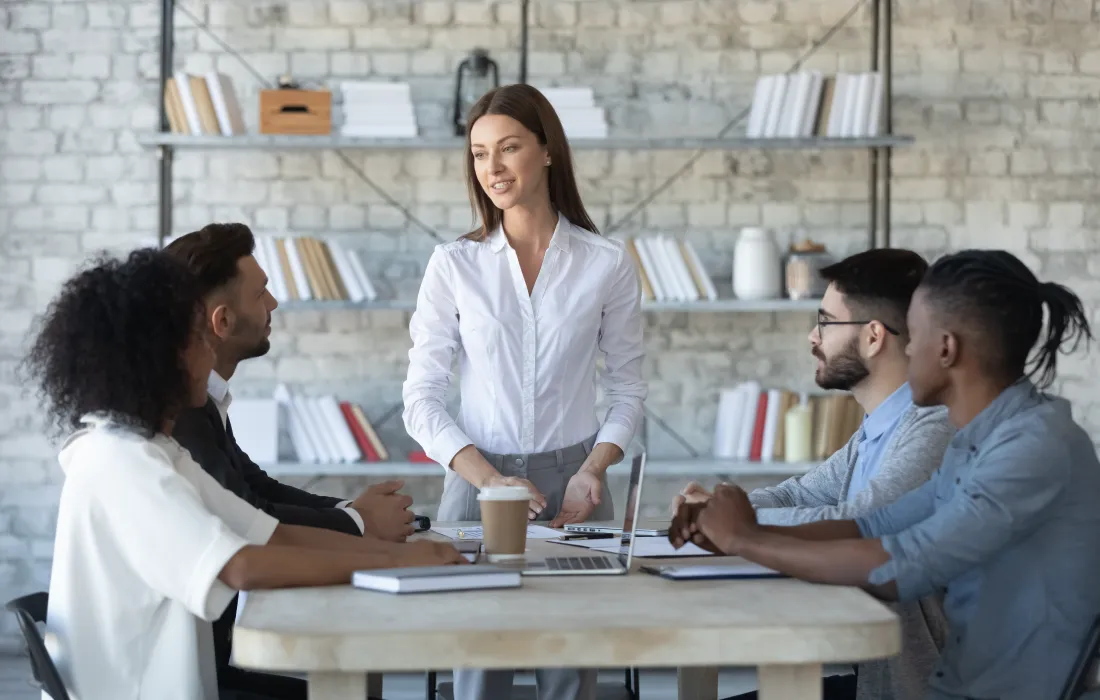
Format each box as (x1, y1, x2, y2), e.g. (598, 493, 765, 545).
(477, 485, 531, 501)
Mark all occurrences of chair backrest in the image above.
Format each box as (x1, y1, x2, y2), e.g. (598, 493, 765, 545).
(5, 592, 70, 700)
(1060, 615, 1100, 700)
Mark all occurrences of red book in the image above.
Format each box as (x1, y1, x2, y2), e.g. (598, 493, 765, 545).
(749, 391, 768, 461)
(339, 402, 379, 462)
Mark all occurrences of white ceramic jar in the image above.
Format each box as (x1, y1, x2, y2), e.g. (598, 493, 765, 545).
(733, 227, 782, 300)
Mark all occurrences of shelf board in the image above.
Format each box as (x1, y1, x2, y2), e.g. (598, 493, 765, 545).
(277, 297, 820, 313)
(137, 133, 915, 151)
(261, 458, 816, 478)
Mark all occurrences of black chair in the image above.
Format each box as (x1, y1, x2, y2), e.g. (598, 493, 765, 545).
(429, 668, 639, 699)
(1059, 615, 1100, 700)
(5, 592, 70, 700)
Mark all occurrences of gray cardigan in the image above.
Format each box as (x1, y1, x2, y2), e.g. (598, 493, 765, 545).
(750, 403, 956, 700)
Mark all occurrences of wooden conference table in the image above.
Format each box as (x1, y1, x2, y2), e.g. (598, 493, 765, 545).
(231, 523, 899, 700)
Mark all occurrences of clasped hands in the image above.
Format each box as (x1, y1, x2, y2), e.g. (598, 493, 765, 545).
(668, 481, 760, 556)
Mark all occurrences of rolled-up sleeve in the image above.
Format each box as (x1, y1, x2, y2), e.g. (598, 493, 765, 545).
(402, 248, 473, 469)
(864, 432, 1065, 601)
(594, 246, 647, 452)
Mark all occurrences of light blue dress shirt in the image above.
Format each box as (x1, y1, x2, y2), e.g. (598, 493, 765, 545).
(846, 382, 914, 502)
(856, 379, 1100, 700)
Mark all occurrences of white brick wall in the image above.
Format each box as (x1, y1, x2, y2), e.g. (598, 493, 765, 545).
(2, 0, 1099, 644)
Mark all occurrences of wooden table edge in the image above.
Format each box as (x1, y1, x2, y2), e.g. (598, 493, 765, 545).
(230, 617, 900, 673)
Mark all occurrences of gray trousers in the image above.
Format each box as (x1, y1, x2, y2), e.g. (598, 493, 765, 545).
(437, 434, 615, 700)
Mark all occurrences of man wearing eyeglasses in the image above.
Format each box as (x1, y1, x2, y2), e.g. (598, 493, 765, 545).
(676, 248, 955, 700)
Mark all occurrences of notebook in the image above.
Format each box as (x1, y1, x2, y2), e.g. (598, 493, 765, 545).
(352, 565, 521, 594)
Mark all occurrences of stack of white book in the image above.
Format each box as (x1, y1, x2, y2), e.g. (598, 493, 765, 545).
(340, 81, 418, 138)
(746, 71, 884, 139)
(622, 235, 718, 303)
(539, 87, 608, 139)
(252, 235, 378, 304)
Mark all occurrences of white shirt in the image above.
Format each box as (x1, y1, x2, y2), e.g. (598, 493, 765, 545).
(45, 415, 279, 700)
(402, 215, 647, 468)
(207, 371, 364, 534)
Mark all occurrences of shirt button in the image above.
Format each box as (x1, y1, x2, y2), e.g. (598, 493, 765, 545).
(515, 458, 523, 466)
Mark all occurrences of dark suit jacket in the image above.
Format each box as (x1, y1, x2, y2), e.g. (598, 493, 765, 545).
(172, 398, 361, 676)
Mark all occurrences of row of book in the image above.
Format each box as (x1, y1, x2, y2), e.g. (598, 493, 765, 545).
(276, 386, 391, 463)
(164, 71, 247, 136)
(713, 382, 863, 463)
(253, 236, 379, 304)
(746, 71, 884, 139)
(623, 236, 718, 303)
(341, 81, 418, 138)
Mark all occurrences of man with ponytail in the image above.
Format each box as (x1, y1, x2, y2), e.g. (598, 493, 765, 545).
(672, 249, 1100, 700)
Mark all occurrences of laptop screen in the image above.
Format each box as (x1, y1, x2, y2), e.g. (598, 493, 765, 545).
(616, 451, 646, 567)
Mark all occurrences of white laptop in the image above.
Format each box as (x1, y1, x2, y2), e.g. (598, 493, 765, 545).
(505, 451, 647, 577)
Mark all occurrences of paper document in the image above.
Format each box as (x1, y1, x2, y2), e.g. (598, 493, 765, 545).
(551, 537, 713, 558)
(432, 525, 563, 540)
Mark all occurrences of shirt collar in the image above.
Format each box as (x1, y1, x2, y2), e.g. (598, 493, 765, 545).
(207, 370, 231, 405)
(488, 213, 571, 254)
(862, 382, 914, 441)
(952, 377, 1042, 451)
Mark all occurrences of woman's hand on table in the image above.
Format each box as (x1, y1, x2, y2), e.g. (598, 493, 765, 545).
(549, 470, 603, 528)
(483, 474, 547, 520)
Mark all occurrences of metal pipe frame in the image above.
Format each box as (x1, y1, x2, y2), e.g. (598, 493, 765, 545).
(157, 0, 175, 247)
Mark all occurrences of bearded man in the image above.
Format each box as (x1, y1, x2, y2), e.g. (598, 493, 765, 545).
(675, 248, 954, 700)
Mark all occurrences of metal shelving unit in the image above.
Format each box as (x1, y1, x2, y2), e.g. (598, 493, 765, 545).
(143, 0, 903, 477)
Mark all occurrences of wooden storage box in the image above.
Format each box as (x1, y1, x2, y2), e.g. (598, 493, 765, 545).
(259, 89, 331, 135)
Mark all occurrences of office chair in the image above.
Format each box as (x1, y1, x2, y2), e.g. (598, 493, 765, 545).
(1059, 615, 1100, 700)
(5, 592, 70, 700)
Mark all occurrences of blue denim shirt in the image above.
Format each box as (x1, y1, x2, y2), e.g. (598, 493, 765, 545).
(856, 379, 1100, 700)
(846, 382, 914, 502)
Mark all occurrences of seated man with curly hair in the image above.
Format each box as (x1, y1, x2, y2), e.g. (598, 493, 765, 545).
(24, 249, 465, 700)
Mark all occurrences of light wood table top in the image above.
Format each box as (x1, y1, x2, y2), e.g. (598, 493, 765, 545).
(232, 523, 900, 699)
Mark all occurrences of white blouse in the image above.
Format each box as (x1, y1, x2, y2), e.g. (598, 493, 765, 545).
(46, 416, 278, 700)
(402, 215, 647, 469)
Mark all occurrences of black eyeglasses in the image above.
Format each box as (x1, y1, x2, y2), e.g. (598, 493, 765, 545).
(817, 312, 900, 337)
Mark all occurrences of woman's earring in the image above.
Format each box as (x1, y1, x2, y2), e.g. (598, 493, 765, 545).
(545, 159, 551, 166)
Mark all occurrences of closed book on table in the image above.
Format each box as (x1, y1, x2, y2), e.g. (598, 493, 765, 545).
(352, 565, 521, 594)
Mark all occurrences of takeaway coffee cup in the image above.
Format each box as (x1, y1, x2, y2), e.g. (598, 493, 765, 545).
(478, 485, 530, 559)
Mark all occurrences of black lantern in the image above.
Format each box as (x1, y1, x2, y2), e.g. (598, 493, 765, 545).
(452, 48, 500, 136)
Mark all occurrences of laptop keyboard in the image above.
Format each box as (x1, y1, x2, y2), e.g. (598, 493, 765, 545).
(545, 555, 615, 571)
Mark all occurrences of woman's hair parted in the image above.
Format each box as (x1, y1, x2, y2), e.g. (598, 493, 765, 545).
(22, 248, 205, 438)
(919, 249, 1092, 389)
(461, 84, 598, 241)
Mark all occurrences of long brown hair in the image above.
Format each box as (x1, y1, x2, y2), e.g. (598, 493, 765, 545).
(461, 84, 599, 241)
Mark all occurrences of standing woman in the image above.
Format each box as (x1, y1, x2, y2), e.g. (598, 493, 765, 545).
(403, 84, 647, 700)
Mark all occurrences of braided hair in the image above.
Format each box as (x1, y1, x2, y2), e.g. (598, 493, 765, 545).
(919, 249, 1092, 390)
